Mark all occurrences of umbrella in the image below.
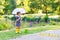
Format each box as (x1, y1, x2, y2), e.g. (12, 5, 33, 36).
(12, 8, 26, 14)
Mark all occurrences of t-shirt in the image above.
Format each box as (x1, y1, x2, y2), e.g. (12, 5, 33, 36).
(15, 16, 21, 23)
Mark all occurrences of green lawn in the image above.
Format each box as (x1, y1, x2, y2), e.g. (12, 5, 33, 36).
(0, 25, 60, 40)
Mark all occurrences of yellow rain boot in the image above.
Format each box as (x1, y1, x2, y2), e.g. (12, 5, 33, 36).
(16, 27, 20, 33)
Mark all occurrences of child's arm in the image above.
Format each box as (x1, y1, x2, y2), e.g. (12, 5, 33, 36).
(16, 18, 20, 21)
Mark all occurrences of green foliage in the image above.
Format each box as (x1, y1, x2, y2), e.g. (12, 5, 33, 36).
(29, 0, 60, 14)
(57, 17, 60, 22)
(0, 25, 4, 30)
(22, 16, 40, 22)
(4, 16, 8, 18)
(50, 17, 60, 22)
(40, 22, 46, 26)
(0, 15, 2, 18)
(50, 21, 56, 25)
(0, 20, 12, 30)
(3, 0, 16, 14)
(0, 0, 60, 14)
(24, 29, 28, 34)
(50, 18, 57, 21)
(10, 16, 16, 21)
(0, 24, 60, 40)
(43, 14, 49, 22)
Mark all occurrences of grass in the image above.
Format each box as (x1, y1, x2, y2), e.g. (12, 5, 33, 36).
(0, 25, 60, 40)
(0, 19, 60, 40)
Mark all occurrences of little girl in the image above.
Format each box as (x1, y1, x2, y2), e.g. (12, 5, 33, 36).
(15, 12, 21, 33)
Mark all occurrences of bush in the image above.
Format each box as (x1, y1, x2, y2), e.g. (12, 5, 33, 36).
(10, 15, 16, 21)
(50, 17, 60, 22)
(0, 20, 12, 31)
(40, 22, 46, 26)
(22, 17, 27, 21)
(0, 25, 4, 30)
(4, 16, 8, 18)
(57, 17, 60, 22)
(24, 29, 28, 34)
(50, 18, 57, 21)
(22, 16, 41, 22)
(0, 15, 2, 18)
(1, 23, 7, 29)
(43, 15, 49, 23)
(50, 21, 56, 25)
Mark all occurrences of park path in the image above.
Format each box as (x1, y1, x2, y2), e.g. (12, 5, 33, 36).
(10, 30, 60, 40)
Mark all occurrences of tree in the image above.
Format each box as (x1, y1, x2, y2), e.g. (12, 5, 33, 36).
(0, 0, 5, 14)
(3, 0, 16, 14)
(29, 0, 42, 13)
(29, 0, 60, 14)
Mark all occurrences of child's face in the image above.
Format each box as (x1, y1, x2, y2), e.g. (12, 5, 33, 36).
(18, 13, 21, 16)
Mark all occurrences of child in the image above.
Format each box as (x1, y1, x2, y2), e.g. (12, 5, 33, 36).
(15, 12, 21, 33)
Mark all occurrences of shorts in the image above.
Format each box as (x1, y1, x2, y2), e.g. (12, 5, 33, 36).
(16, 23, 21, 26)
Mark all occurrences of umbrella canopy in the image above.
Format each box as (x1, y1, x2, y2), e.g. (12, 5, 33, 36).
(12, 8, 26, 14)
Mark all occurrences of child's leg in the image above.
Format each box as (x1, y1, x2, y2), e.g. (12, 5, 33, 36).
(16, 27, 20, 33)
(18, 27, 20, 33)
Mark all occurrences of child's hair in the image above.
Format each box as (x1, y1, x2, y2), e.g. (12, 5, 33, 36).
(17, 12, 21, 15)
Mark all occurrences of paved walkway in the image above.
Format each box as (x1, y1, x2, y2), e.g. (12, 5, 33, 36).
(10, 30, 60, 40)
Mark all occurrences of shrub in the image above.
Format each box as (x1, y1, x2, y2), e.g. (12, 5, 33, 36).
(57, 17, 60, 22)
(22, 16, 41, 22)
(0, 15, 2, 18)
(40, 22, 46, 26)
(24, 29, 28, 34)
(22, 17, 27, 21)
(50, 21, 56, 25)
(49, 17, 60, 22)
(0, 20, 12, 31)
(43, 15, 49, 23)
(10, 15, 16, 21)
(4, 16, 8, 18)
(0, 25, 4, 30)
(50, 18, 57, 21)
(1, 23, 7, 29)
